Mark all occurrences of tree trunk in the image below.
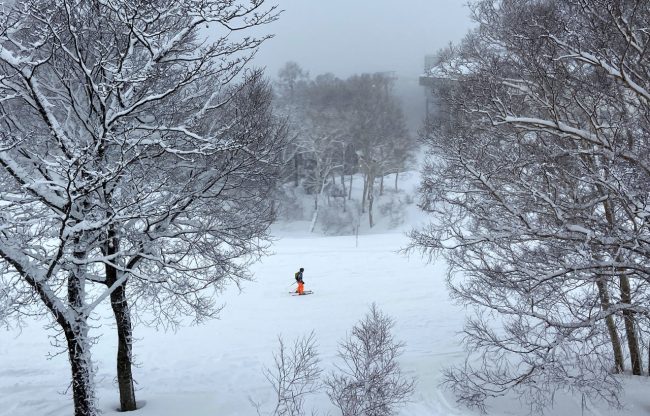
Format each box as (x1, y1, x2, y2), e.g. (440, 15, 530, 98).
(111, 284, 137, 411)
(66, 254, 97, 416)
(620, 274, 642, 375)
(65, 328, 97, 416)
(309, 181, 326, 233)
(368, 174, 375, 228)
(394, 171, 399, 191)
(29, 271, 97, 416)
(341, 173, 347, 213)
(348, 175, 353, 200)
(105, 230, 137, 411)
(293, 154, 299, 187)
(379, 175, 384, 196)
(600, 198, 642, 374)
(361, 174, 368, 214)
(595, 278, 625, 373)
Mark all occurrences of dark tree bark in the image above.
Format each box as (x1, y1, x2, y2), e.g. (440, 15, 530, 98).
(110, 284, 137, 411)
(602, 200, 642, 375)
(105, 227, 137, 411)
(596, 278, 625, 373)
(619, 274, 642, 375)
(65, 328, 96, 416)
(67, 243, 96, 416)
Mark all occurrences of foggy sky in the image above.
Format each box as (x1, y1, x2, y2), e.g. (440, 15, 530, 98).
(252, 0, 474, 79)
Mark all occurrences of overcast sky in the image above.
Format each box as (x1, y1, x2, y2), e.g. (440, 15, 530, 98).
(250, 0, 474, 80)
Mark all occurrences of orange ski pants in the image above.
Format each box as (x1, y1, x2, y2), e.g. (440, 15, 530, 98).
(297, 281, 304, 295)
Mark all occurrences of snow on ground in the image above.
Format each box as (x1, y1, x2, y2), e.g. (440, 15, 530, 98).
(0, 231, 465, 416)
(1, 172, 650, 416)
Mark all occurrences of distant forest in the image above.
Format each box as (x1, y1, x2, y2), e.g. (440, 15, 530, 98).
(274, 62, 418, 232)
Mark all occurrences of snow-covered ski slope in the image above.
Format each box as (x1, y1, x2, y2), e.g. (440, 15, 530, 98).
(0, 231, 461, 416)
(1, 173, 649, 416)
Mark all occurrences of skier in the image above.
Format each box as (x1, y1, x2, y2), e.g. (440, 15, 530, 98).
(295, 267, 305, 295)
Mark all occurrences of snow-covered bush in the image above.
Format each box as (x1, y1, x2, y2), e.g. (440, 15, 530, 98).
(254, 332, 322, 416)
(325, 304, 415, 416)
(258, 305, 415, 416)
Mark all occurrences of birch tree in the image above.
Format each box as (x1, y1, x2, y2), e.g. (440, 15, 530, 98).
(0, 1, 282, 415)
(411, 0, 650, 412)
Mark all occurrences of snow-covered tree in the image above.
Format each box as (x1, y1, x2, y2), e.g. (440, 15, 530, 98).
(256, 305, 414, 416)
(347, 73, 413, 227)
(298, 74, 352, 232)
(275, 67, 415, 231)
(0, 1, 282, 415)
(325, 304, 415, 416)
(277, 61, 310, 102)
(254, 332, 322, 416)
(411, 0, 650, 412)
(275, 69, 353, 231)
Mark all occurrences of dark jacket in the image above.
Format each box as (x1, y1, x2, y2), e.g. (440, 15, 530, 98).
(295, 271, 304, 283)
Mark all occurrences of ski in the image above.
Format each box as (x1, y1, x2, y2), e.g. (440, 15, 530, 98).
(290, 290, 313, 296)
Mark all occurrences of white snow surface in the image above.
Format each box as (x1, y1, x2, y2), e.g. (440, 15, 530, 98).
(1, 173, 650, 416)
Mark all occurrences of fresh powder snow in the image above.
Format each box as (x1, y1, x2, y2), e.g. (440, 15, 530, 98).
(1, 172, 649, 416)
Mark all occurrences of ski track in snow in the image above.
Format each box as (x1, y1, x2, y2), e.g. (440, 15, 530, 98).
(2, 229, 650, 415)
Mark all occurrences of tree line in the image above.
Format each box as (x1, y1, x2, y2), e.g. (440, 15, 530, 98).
(274, 62, 417, 232)
(411, 0, 650, 412)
